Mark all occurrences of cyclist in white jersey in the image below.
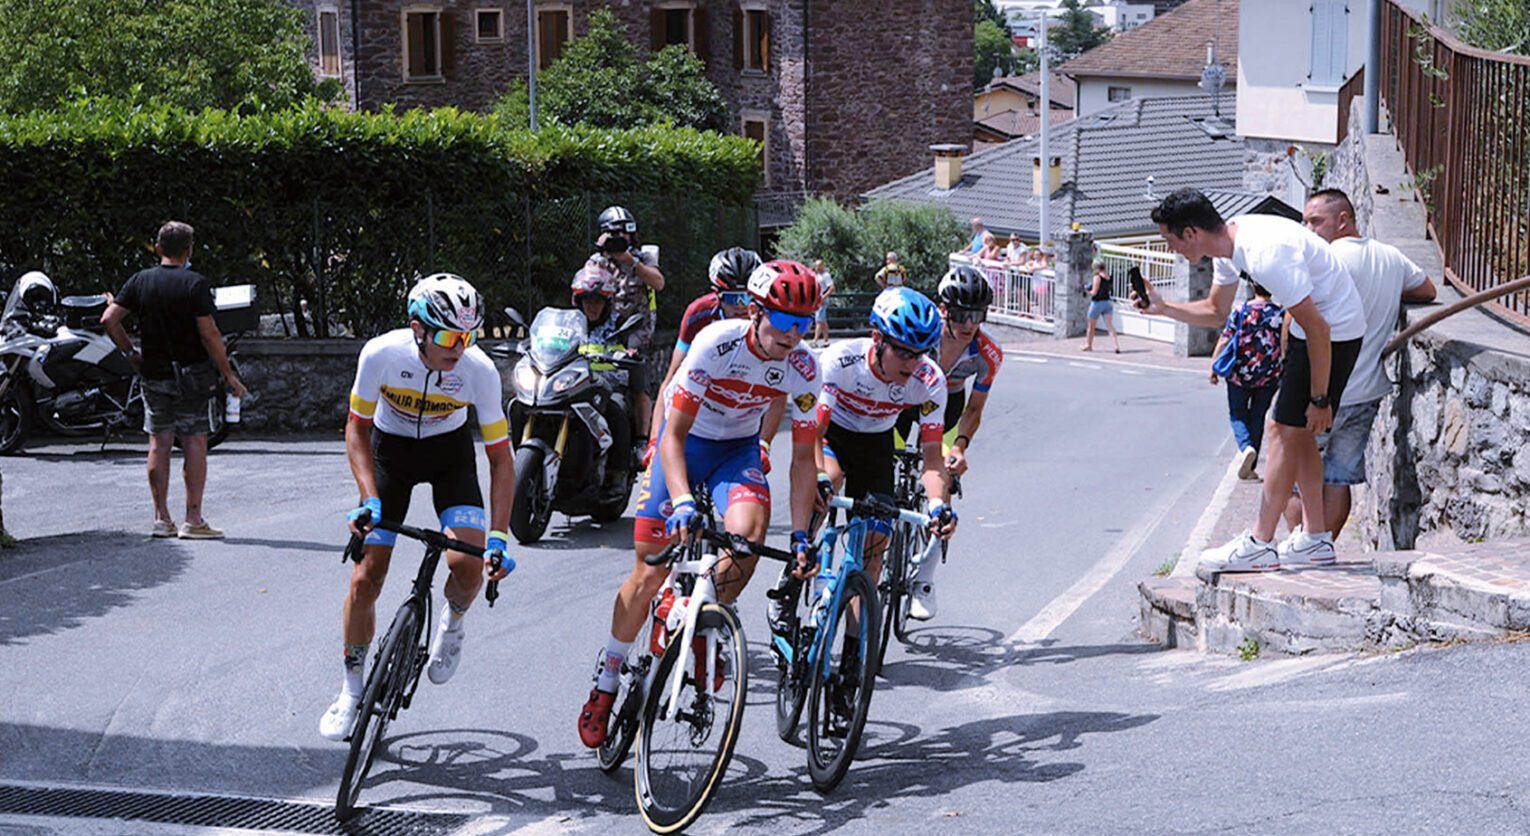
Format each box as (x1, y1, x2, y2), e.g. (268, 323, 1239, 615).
(770, 287, 958, 625)
(319, 274, 515, 742)
(578, 260, 825, 749)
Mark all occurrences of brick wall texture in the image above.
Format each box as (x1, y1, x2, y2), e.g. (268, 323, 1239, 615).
(287, 1, 973, 203)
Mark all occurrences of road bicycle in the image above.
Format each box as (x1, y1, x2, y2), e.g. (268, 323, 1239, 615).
(872, 443, 954, 675)
(334, 513, 504, 820)
(770, 493, 928, 792)
(627, 488, 796, 833)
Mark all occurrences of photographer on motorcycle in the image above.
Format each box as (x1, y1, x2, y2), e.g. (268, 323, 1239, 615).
(586, 206, 663, 459)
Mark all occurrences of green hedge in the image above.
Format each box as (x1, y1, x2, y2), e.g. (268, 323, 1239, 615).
(0, 99, 760, 336)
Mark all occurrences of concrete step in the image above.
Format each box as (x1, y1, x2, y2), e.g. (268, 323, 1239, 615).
(1138, 577, 1197, 649)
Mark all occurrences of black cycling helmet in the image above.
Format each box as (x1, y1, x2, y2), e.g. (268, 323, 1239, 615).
(597, 205, 638, 235)
(708, 247, 762, 293)
(937, 263, 994, 310)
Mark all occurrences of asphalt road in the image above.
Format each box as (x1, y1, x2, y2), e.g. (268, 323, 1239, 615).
(2, 346, 1527, 835)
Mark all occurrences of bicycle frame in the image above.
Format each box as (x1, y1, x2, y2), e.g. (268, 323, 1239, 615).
(658, 547, 725, 723)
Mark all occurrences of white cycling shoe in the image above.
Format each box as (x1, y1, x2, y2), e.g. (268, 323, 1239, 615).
(319, 692, 361, 741)
(427, 621, 465, 684)
(909, 583, 938, 621)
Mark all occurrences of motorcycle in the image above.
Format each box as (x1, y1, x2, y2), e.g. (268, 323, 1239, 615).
(496, 306, 645, 544)
(0, 281, 249, 454)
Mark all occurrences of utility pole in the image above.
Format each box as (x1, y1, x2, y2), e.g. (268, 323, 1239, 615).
(1038, 10, 1050, 252)
(528, 0, 539, 131)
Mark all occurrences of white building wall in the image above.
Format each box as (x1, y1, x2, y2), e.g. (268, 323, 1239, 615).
(1075, 77, 1210, 116)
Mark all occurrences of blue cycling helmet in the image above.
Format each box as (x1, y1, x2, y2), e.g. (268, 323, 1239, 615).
(868, 287, 941, 352)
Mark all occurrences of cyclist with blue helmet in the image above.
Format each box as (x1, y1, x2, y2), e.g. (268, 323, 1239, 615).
(769, 287, 959, 633)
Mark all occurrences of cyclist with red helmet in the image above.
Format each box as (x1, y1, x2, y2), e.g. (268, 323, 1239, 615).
(643, 247, 786, 474)
(577, 260, 825, 749)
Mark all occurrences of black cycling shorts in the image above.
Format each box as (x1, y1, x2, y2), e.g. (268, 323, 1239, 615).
(366, 425, 485, 547)
(894, 385, 966, 440)
(823, 421, 894, 501)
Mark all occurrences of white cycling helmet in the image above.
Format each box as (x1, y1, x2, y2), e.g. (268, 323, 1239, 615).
(407, 273, 484, 332)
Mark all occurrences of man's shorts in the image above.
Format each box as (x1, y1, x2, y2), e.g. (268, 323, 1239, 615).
(814, 304, 829, 324)
(366, 426, 485, 547)
(633, 430, 770, 545)
(142, 377, 212, 436)
(1272, 336, 1363, 428)
(1322, 399, 1381, 486)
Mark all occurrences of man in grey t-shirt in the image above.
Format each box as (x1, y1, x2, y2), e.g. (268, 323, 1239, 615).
(588, 205, 665, 446)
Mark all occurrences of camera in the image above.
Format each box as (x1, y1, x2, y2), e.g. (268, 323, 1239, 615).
(600, 234, 632, 254)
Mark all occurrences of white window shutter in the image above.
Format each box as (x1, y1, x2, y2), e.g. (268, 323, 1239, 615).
(1309, 0, 1349, 85)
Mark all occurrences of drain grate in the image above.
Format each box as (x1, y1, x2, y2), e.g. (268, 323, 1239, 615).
(0, 783, 471, 835)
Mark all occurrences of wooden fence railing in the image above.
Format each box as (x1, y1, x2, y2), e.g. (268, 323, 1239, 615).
(1380, 0, 1530, 326)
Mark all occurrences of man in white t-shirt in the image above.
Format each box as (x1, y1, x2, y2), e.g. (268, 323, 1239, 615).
(1286, 188, 1436, 536)
(1136, 188, 1367, 572)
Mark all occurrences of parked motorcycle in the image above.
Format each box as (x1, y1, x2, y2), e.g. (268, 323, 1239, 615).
(495, 306, 645, 544)
(0, 277, 252, 454)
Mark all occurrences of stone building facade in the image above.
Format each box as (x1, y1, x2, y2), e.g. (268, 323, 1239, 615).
(285, 1, 972, 210)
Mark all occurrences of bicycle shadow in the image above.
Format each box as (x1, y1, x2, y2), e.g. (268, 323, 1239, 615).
(876, 624, 1010, 694)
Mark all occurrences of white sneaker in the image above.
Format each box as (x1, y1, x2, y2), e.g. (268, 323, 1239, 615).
(427, 621, 465, 684)
(319, 692, 361, 741)
(1236, 447, 1258, 480)
(909, 583, 938, 621)
(1278, 530, 1336, 566)
(1198, 532, 1280, 574)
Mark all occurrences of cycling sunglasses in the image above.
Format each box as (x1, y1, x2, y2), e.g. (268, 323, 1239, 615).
(718, 291, 750, 308)
(765, 309, 814, 335)
(881, 337, 928, 360)
(946, 307, 987, 324)
(429, 328, 477, 350)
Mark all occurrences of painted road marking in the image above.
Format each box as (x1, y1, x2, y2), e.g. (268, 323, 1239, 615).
(1069, 362, 1102, 370)
(1171, 436, 1238, 577)
(1007, 459, 1207, 646)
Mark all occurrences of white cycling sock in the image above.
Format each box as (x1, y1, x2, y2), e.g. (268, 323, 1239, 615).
(595, 635, 631, 693)
(443, 597, 468, 630)
(343, 643, 367, 698)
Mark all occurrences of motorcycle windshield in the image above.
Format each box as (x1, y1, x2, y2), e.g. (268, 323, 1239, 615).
(527, 308, 589, 371)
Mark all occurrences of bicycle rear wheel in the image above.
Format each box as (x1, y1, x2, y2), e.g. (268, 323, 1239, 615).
(893, 527, 928, 645)
(635, 602, 748, 834)
(806, 571, 880, 793)
(336, 602, 421, 819)
(874, 527, 907, 677)
(598, 617, 653, 774)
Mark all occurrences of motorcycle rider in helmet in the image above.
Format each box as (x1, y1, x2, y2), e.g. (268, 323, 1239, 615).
(569, 262, 639, 497)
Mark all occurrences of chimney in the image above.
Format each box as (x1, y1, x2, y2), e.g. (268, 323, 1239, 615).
(1032, 155, 1062, 196)
(931, 143, 969, 190)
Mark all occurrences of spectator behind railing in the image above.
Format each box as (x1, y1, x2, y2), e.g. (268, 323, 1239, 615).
(976, 232, 1003, 262)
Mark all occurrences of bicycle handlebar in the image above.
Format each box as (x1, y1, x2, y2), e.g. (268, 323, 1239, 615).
(643, 527, 799, 568)
(828, 494, 931, 527)
(343, 511, 505, 606)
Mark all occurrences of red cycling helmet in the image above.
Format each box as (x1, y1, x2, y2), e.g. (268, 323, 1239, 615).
(746, 260, 822, 316)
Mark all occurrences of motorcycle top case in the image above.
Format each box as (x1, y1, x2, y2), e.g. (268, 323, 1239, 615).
(61, 295, 108, 331)
(212, 285, 258, 334)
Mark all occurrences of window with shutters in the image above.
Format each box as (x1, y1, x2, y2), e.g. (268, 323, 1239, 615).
(1107, 85, 1131, 102)
(403, 8, 444, 81)
(318, 8, 341, 77)
(1308, 0, 1349, 86)
(742, 112, 769, 187)
(536, 5, 572, 69)
(653, 2, 695, 50)
(476, 8, 504, 43)
(735, 3, 769, 74)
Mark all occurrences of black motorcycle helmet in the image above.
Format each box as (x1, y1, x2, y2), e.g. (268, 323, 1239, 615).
(707, 247, 762, 293)
(937, 263, 994, 311)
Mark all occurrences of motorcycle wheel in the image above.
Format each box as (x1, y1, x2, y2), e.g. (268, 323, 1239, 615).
(0, 384, 32, 455)
(509, 445, 551, 544)
(591, 467, 635, 523)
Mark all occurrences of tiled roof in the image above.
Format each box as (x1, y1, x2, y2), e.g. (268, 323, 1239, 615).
(986, 71, 1075, 109)
(975, 107, 1075, 141)
(1060, 0, 1239, 81)
(865, 95, 1286, 241)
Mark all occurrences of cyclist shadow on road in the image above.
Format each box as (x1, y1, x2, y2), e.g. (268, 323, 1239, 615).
(876, 624, 1010, 695)
(711, 710, 1159, 833)
(0, 530, 191, 646)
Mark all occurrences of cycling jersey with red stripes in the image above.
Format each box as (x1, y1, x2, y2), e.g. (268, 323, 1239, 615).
(818, 337, 947, 443)
(668, 318, 820, 443)
(675, 292, 724, 353)
(945, 329, 1004, 393)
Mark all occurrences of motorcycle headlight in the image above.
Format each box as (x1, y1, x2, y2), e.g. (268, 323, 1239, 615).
(551, 367, 589, 393)
(513, 362, 539, 395)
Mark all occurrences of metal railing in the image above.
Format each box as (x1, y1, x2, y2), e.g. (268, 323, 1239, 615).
(1095, 241, 1182, 343)
(1380, 0, 1530, 325)
(949, 254, 1056, 324)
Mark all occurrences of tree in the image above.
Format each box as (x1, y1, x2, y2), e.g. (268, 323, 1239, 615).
(493, 8, 727, 132)
(975, 20, 1021, 87)
(1451, 0, 1530, 56)
(975, 0, 1011, 35)
(1049, 0, 1112, 62)
(0, 0, 337, 114)
(776, 198, 963, 291)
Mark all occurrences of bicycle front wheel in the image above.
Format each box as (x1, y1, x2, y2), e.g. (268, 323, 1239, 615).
(336, 602, 422, 819)
(635, 602, 748, 834)
(806, 570, 880, 793)
(893, 527, 929, 646)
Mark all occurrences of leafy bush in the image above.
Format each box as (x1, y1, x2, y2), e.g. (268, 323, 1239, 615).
(493, 9, 727, 132)
(776, 198, 964, 292)
(0, 99, 760, 336)
(0, 0, 338, 115)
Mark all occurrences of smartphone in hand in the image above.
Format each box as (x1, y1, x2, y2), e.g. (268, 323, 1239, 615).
(1128, 267, 1150, 311)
